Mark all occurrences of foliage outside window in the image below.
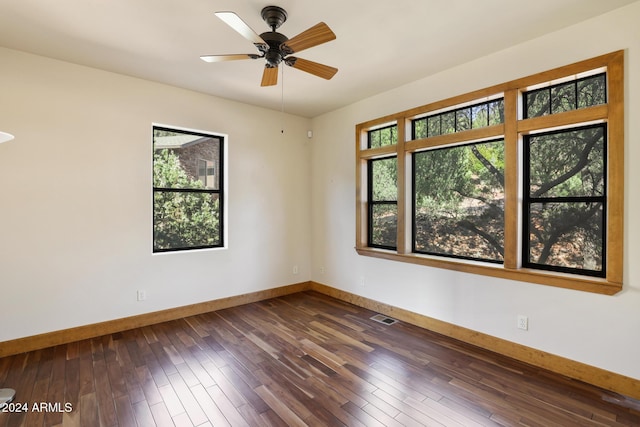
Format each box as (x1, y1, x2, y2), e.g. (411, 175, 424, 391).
(523, 125, 606, 276)
(368, 156, 398, 249)
(523, 73, 606, 118)
(355, 51, 624, 295)
(413, 98, 504, 139)
(153, 126, 224, 252)
(368, 124, 397, 149)
(413, 139, 505, 262)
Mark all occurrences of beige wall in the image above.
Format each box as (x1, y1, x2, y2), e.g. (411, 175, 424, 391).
(310, 2, 640, 381)
(0, 47, 313, 341)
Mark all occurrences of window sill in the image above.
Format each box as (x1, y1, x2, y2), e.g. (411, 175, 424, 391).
(355, 247, 621, 295)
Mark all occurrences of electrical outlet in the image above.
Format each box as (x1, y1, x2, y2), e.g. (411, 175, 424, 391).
(360, 276, 366, 287)
(319, 266, 325, 274)
(137, 290, 146, 301)
(293, 265, 299, 274)
(517, 315, 528, 330)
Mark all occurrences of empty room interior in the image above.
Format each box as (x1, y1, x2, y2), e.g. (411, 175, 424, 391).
(1, 0, 640, 426)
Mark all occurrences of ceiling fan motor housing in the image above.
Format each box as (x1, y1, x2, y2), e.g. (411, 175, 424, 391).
(260, 31, 288, 67)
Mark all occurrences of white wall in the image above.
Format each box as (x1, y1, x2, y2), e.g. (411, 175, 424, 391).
(311, 2, 640, 381)
(0, 47, 312, 341)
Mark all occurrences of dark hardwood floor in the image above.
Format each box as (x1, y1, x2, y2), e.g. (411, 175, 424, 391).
(1, 291, 639, 426)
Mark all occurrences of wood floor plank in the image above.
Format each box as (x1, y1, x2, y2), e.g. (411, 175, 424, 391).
(204, 385, 251, 427)
(157, 382, 185, 418)
(191, 384, 232, 427)
(167, 372, 208, 426)
(253, 384, 306, 426)
(1, 291, 639, 426)
(148, 401, 174, 427)
(132, 400, 155, 426)
(135, 365, 164, 407)
(79, 392, 100, 427)
(114, 394, 136, 427)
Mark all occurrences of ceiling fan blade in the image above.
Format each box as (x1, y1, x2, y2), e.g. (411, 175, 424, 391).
(200, 54, 260, 63)
(215, 11, 266, 46)
(261, 66, 278, 86)
(285, 57, 338, 80)
(281, 22, 336, 54)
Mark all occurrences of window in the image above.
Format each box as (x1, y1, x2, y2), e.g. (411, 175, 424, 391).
(153, 126, 224, 252)
(355, 51, 624, 294)
(197, 159, 216, 189)
(523, 73, 606, 118)
(413, 139, 505, 263)
(369, 156, 398, 249)
(368, 124, 397, 148)
(412, 98, 504, 138)
(523, 124, 606, 277)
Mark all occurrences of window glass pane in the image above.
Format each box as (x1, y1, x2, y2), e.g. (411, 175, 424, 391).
(488, 99, 504, 125)
(368, 125, 397, 148)
(414, 140, 505, 262)
(413, 118, 427, 139)
(371, 157, 397, 201)
(526, 89, 550, 118)
(577, 74, 606, 108)
(369, 130, 381, 148)
(551, 82, 576, 114)
(472, 104, 488, 128)
(527, 202, 603, 272)
(381, 127, 394, 146)
(153, 192, 221, 251)
(528, 126, 605, 198)
(427, 116, 441, 137)
(153, 131, 220, 190)
(371, 204, 397, 248)
(441, 112, 456, 134)
(412, 98, 504, 140)
(456, 108, 471, 132)
(525, 74, 606, 119)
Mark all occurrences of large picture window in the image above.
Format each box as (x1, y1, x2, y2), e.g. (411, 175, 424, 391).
(413, 139, 505, 263)
(153, 126, 224, 252)
(355, 51, 624, 294)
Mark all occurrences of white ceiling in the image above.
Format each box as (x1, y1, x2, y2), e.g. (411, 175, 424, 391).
(0, 0, 637, 117)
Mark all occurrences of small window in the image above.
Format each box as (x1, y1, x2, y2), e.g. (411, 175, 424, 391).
(524, 73, 606, 118)
(368, 124, 397, 148)
(153, 126, 224, 252)
(412, 99, 504, 139)
(368, 156, 397, 249)
(197, 159, 216, 189)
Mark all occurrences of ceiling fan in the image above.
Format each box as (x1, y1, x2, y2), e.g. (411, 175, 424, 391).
(200, 6, 338, 87)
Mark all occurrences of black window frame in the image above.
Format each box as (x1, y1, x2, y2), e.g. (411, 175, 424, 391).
(411, 98, 505, 139)
(367, 156, 398, 250)
(523, 73, 607, 119)
(411, 138, 506, 264)
(368, 124, 398, 149)
(522, 123, 607, 277)
(152, 125, 225, 253)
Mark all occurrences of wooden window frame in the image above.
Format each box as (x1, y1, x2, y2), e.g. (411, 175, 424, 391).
(355, 51, 624, 295)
